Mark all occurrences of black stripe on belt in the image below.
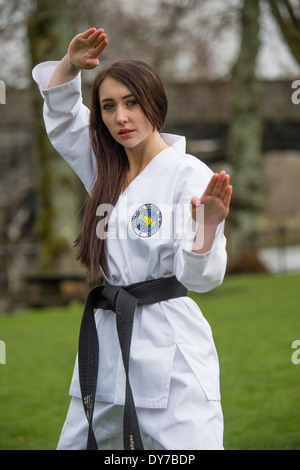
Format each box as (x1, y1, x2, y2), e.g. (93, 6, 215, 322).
(78, 275, 188, 450)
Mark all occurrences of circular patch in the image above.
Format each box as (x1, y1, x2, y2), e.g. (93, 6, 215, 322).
(131, 203, 162, 238)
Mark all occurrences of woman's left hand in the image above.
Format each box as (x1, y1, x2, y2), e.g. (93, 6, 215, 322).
(190, 171, 232, 227)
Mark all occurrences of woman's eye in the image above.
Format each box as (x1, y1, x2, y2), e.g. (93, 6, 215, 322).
(127, 99, 137, 107)
(103, 103, 114, 111)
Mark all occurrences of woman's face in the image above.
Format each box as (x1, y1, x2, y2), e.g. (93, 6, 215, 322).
(99, 76, 155, 150)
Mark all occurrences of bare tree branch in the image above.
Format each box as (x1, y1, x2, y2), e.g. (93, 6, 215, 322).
(268, 0, 300, 64)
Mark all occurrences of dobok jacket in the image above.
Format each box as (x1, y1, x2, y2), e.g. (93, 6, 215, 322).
(32, 62, 227, 408)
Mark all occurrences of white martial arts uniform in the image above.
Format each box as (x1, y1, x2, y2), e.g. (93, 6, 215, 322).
(32, 62, 227, 450)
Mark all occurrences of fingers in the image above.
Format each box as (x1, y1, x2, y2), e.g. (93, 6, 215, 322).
(77, 28, 108, 67)
(208, 171, 230, 200)
(211, 171, 228, 197)
(87, 28, 105, 44)
(201, 171, 230, 199)
(86, 58, 100, 68)
(223, 185, 233, 208)
(201, 173, 219, 198)
(191, 196, 201, 207)
(199, 170, 232, 213)
(94, 34, 108, 55)
(212, 172, 232, 208)
(87, 29, 108, 59)
(80, 27, 98, 39)
(79, 28, 107, 48)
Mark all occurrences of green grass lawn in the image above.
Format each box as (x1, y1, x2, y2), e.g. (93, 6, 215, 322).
(0, 272, 299, 450)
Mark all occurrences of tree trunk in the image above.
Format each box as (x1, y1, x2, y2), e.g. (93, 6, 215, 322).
(27, 0, 83, 273)
(226, 0, 264, 271)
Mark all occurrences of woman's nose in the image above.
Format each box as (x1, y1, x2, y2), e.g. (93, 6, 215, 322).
(116, 105, 128, 124)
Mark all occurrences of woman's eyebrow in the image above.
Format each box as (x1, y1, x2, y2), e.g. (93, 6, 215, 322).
(100, 94, 134, 103)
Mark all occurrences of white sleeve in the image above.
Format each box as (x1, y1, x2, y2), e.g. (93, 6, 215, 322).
(32, 61, 97, 194)
(173, 158, 227, 293)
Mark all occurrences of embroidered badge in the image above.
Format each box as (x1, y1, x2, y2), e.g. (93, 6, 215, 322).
(131, 203, 162, 238)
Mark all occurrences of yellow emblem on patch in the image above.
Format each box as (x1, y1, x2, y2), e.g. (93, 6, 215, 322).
(132, 204, 162, 238)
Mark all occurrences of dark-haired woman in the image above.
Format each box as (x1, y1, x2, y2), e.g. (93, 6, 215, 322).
(32, 27, 232, 450)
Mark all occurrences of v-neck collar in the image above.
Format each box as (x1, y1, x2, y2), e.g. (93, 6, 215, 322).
(120, 133, 186, 196)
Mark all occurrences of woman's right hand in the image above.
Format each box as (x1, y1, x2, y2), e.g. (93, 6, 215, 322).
(48, 28, 108, 88)
(68, 27, 108, 70)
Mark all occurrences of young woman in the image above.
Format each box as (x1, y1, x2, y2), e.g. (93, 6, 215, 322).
(32, 27, 232, 451)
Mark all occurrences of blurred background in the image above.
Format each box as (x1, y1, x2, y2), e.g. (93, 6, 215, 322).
(0, 0, 300, 308)
(0, 0, 300, 310)
(0, 0, 300, 450)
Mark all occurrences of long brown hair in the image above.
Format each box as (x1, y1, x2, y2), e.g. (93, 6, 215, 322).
(74, 59, 168, 283)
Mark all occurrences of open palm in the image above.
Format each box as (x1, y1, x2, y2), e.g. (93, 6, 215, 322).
(191, 171, 232, 226)
(68, 27, 108, 70)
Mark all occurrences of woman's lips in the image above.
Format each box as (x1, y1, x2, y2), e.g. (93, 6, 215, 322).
(118, 129, 134, 138)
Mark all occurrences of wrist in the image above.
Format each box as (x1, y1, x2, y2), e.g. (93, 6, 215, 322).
(65, 53, 80, 75)
(48, 54, 80, 88)
(192, 220, 218, 254)
(204, 220, 219, 231)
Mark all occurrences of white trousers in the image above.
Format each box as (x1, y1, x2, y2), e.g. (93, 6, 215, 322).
(57, 347, 224, 450)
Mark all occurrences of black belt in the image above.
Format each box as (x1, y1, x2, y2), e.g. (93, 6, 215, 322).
(78, 275, 188, 450)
